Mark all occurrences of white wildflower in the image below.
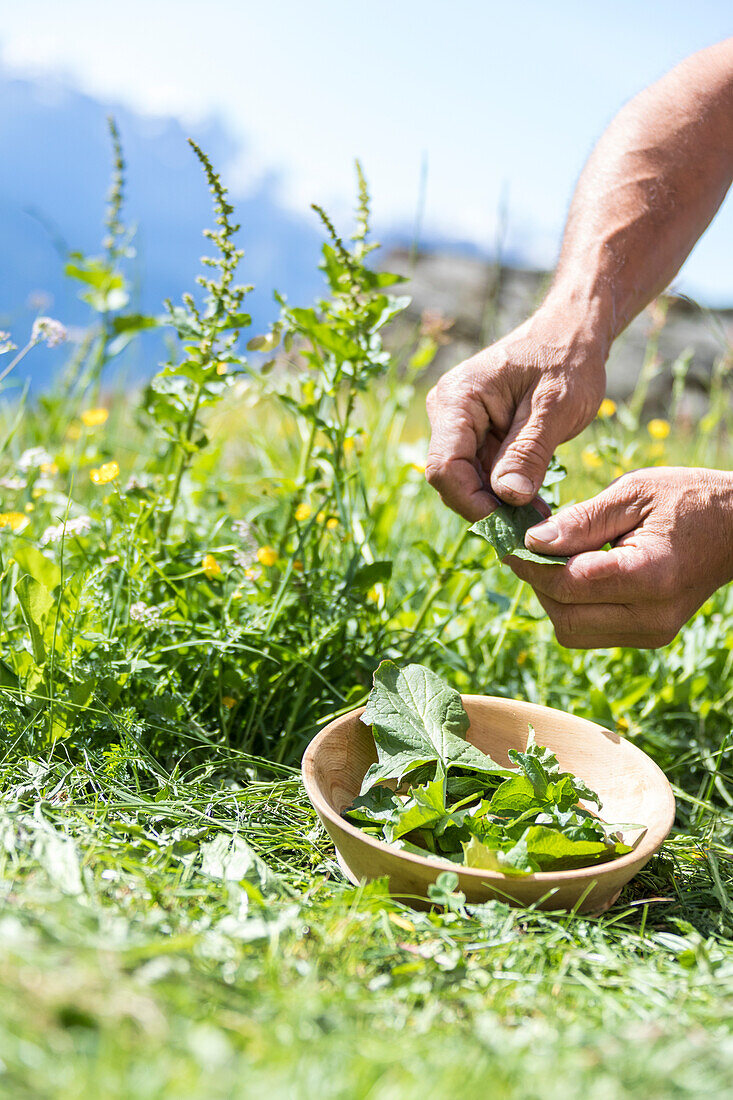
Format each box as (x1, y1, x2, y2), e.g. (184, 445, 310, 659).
(31, 317, 67, 348)
(40, 515, 92, 545)
(0, 477, 27, 491)
(0, 332, 17, 355)
(102, 554, 120, 565)
(18, 447, 53, 471)
(129, 601, 163, 627)
(233, 549, 256, 569)
(232, 519, 256, 547)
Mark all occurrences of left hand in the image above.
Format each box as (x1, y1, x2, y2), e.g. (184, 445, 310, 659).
(507, 466, 733, 649)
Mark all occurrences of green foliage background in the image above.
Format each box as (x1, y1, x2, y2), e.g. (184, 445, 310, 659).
(1, 127, 733, 1098)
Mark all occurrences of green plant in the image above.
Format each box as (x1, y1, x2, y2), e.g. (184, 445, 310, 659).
(345, 661, 638, 872)
(1, 122, 733, 1100)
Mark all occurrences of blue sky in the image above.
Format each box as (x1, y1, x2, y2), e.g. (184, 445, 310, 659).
(2, 0, 733, 301)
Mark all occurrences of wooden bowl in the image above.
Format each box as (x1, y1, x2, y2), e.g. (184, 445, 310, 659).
(302, 696, 675, 913)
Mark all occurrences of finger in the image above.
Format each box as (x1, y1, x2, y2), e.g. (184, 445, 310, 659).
(490, 391, 564, 506)
(532, 591, 677, 648)
(425, 456, 499, 521)
(425, 386, 497, 521)
(508, 544, 661, 605)
(524, 478, 649, 556)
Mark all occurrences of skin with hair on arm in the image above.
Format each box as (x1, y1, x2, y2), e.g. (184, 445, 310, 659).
(425, 37, 733, 647)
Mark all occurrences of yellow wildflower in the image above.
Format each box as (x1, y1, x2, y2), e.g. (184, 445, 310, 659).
(222, 696, 237, 709)
(616, 716, 630, 734)
(366, 586, 380, 603)
(597, 398, 617, 418)
(647, 418, 670, 440)
(582, 448, 602, 470)
(649, 442, 665, 459)
(32, 487, 45, 499)
(243, 567, 259, 581)
(81, 407, 109, 427)
(202, 553, 221, 580)
(316, 511, 327, 524)
(257, 546, 278, 567)
(326, 517, 339, 531)
(90, 460, 119, 485)
(343, 437, 355, 454)
(293, 559, 304, 573)
(294, 502, 312, 522)
(517, 651, 528, 666)
(410, 462, 426, 474)
(67, 423, 82, 441)
(613, 464, 625, 478)
(24, 502, 34, 513)
(216, 362, 227, 375)
(0, 512, 27, 531)
(40, 462, 58, 476)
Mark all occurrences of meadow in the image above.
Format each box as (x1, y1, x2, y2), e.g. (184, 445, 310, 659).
(1, 128, 733, 1098)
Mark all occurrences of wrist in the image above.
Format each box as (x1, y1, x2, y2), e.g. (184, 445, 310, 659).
(539, 280, 616, 363)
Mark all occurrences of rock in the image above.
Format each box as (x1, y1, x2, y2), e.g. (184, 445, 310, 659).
(384, 248, 733, 414)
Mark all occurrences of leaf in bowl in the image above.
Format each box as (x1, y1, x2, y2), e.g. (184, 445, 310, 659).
(359, 660, 512, 793)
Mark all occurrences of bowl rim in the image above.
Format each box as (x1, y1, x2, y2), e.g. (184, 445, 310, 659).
(302, 695, 676, 885)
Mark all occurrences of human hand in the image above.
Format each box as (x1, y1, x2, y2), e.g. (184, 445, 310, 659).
(424, 302, 609, 520)
(508, 467, 733, 649)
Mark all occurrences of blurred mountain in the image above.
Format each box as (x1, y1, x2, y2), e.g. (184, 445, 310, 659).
(0, 68, 324, 387)
(385, 247, 733, 417)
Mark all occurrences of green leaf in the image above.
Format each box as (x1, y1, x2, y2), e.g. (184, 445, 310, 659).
(15, 575, 54, 666)
(111, 313, 163, 334)
(498, 830, 540, 874)
(522, 825, 629, 871)
(218, 312, 251, 331)
(508, 726, 602, 810)
(462, 835, 503, 872)
(343, 786, 400, 827)
(490, 774, 538, 816)
(471, 504, 568, 566)
(199, 834, 280, 896)
(351, 560, 392, 593)
(13, 545, 61, 591)
(359, 660, 512, 794)
(389, 775, 448, 840)
(462, 833, 538, 876)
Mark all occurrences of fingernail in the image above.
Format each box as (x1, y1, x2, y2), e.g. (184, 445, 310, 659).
(527, 519, 558, 545)
(495, 472, 533, 498)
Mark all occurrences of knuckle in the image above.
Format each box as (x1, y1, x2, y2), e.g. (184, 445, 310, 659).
(552, 603, 581, 639)
(544, 572, 575, 605)
(505, 433, 552, 471)
(424, 457, 450, 488)
(567, 501, 596, 541)
(554, 625, 576, 650)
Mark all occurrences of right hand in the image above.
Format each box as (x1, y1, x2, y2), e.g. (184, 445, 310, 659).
(424, 304, 609, 520)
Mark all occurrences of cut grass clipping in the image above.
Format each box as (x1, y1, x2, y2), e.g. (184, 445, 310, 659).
(344, 661, 644, 874)
(471, 503, 569, 565)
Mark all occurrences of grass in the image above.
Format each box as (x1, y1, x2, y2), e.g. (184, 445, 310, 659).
(1, 130, 733, 1098)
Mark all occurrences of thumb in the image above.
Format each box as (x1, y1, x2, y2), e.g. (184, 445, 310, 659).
(525, 479, 646, 556)
(490, 396, 560, 505)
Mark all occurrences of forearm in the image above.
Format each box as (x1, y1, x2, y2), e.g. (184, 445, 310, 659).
(546, 38, 733, 350)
